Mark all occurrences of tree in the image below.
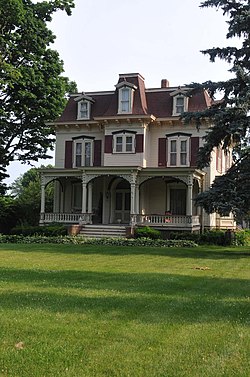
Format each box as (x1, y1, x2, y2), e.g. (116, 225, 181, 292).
(0, 0, 76, 193)
(11, 165, 54, 226)
(0, 195, 19, 233)
(183, 0, 250, 220)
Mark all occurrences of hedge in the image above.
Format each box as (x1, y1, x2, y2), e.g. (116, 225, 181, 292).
(0, 234, 198, 248)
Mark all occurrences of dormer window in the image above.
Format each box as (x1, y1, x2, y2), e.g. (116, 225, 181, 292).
(120, 87, 130, 113)
(116, 81, 137, 114)
(170, 89, 189, 116)
(74, 94, 95, 120)
(78, 100, 89, 119)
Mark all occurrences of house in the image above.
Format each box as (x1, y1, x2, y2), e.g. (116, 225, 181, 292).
(40, 73, 235, 235)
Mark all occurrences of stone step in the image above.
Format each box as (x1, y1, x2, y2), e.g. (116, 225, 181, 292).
(79, 225, 127, 238)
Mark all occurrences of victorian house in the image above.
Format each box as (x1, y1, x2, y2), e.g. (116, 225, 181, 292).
(40, 73, 235, 235)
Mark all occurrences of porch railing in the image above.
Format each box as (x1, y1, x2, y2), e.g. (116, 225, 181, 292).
(40, 213, 93, 224)
(134, 214, 200, 228)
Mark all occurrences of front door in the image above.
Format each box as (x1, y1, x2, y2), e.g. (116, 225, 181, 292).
(114, 190, 131, 223)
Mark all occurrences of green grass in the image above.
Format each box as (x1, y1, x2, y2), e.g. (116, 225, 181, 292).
(0, 244, 249, 377)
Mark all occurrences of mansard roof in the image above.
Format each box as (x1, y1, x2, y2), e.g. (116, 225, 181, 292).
(56, 73, 212, 123)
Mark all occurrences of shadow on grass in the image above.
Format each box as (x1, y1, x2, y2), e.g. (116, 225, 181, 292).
(0, 268, 249, 324)
(1, 243, 250, 259)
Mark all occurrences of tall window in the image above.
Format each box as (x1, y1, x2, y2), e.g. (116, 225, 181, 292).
(168, 137, 189, 167)
(113, 133, 135, 153)
(176, 97, 185, 114)
(121, 88, 130, 112)
(180, 140, 187, 165)
(118, 86, 134, 114)
(170, 140, 177, 165)
(77, 100, 90, 119)
(74, 140, 93, 167)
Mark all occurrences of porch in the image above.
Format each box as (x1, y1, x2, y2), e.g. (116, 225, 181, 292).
(40, 212, 201, 232)
(39, 166, 205, 233)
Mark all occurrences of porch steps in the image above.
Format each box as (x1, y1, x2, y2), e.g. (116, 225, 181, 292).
(79, 224, 127, 238)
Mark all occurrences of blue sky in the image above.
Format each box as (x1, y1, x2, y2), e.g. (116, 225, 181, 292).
(6, 0, 236, 185)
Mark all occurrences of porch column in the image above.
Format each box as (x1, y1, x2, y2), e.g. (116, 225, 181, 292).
(186, 176, 193, 216)
(130, 183, 136, 214)
(81, 175, 87, 213)
(135, 184, 140, 214)
(87, 182, 93, 213)
(41, 182, 46, 214)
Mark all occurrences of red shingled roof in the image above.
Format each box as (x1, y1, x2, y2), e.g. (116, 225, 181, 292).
(56, 73, 211, 122)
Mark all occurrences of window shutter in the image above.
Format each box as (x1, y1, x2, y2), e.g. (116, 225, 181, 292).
(190, 137, 199, 166)
(135, 134, 144, 153)
(64, 140, 73, 168)
(158, 138, 166, 166)
(104, 135, 113, 153)
(93, 140, 102, 166)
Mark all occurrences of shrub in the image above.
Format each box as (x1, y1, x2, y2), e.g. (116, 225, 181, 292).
(0, 234, 197, 248)
(234, 229, 250, 246)
(10, 225, 67, 237)
(134, 226, 161, 239)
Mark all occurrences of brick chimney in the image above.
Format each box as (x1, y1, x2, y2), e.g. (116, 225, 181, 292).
(161, 79, 169, 88)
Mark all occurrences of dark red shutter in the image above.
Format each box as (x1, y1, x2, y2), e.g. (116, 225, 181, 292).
(190, 137, 199, 167)
(104, 135, 113, 153)
(93, 140, 102, 166)
(135, 134, 144, 153)
(64, 140, 73, 168)
(158, 138, 166, 166)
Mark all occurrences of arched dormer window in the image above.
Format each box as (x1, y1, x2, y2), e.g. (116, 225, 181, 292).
(170, 89, 189, 116)
(74, 93, 95, 120)
(115, 81, 137, 114)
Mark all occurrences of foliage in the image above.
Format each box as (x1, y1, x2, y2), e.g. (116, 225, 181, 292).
(11, 165, 54, 226)
(234, 229, 250, 246)
(182, 0, 250, 219)
(0, 0, 76, 192)
(169, 229, 249, 246)
(0, 234, 198, 247)
(0, 195, 19, 233)
(10, 224, 67, 237)
(134, 226, 162, 239)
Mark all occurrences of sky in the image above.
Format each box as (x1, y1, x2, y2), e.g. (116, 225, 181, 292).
(5, 0, 235, 186)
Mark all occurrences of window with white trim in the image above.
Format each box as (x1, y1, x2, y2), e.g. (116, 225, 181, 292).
(113, 133, 135, 153)
(74, 139, 93, 167)
(77, 100, 90, 120)
(168, 136, 189, 167)
(172, 95, 188, 116)
(118, 87, 134, 114)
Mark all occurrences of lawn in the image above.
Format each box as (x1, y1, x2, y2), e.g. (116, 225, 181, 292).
(0, 244, 249, 377)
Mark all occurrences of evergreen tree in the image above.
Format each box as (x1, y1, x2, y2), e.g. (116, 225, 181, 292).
(0, 0, 76, 193)
(183, 0, 250, 220)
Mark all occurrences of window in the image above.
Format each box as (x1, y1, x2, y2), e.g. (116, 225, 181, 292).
(176, 97, 185, 114)
(168, 137, 189, 166)
(116, 83, 136, 114)
(74, 140, 93, 167)
(121, 88, 130, 112)
(171, 94, 188, 116)
(113, 133, 135, 153)
(77, 100, 90, 120)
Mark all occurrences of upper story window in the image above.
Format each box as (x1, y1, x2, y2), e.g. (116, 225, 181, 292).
(116, 81, 137, 114)
(170, 89, 189, 116)
(78, 101, 89, 119)
(113, 131, 135, 153)
(73, 138, 94, 167)
(168, 134, 190, 167)
(74, 94, 95, 120)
